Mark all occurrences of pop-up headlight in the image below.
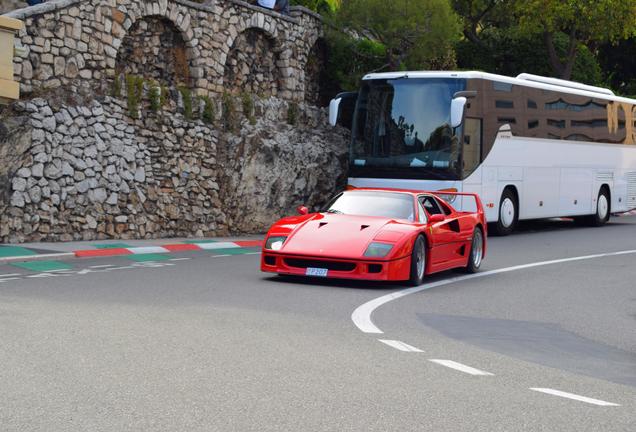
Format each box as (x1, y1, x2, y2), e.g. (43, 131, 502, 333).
(265, 236, 287, 251)
(364, 242, 393, 258)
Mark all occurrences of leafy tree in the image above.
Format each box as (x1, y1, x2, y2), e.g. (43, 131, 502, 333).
(515, 0, 636, 80)
(292, 0, 339, 14)
(598, 37, 636, 96)
(456, 28, 603, 85)
(452, 0, 512, 47)
(335, 0, 461, 71)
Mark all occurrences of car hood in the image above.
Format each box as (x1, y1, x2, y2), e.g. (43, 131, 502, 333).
(280, 213, 406, 258)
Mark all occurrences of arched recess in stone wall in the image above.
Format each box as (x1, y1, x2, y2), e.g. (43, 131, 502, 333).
(304, 38, 330, 107)
(115, 15, 192, 87)
(223, 27, 283, 97)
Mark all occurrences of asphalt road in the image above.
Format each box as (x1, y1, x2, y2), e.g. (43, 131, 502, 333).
(1, 216, 635, 431)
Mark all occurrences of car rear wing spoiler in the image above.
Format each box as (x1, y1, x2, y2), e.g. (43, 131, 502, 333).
(431, 191, 484, 215)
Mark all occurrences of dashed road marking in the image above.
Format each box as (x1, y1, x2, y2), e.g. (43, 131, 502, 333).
(0, 273, 22, 278)
(169, 257, 191, 261)
(378, 339, 423, 352)
(89, 264, 115, 269)
(429, 359, 494, 376)
(212, 254, 232, 258)
(529, 388, 620, 407)
(352, 249, 636, 334)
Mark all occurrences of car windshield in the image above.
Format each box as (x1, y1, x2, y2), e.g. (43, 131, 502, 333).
(323, 191, 415, 221)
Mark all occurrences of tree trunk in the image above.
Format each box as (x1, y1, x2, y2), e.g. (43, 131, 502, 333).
(544, 30, 579, 80)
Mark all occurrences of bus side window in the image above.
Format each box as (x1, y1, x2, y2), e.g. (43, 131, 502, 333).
(463, 117, 482, 174)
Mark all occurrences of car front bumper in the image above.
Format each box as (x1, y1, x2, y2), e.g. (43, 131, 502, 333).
(260, 251, 412, 281)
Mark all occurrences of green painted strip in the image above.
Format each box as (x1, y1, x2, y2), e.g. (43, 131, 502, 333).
(182, 239, 218, 244)
(0, 246, 38, 258)
(211, 248, 259, 256)
(93, 243, 132, 249)
(125, 253, 171, 262)
(12, 260, 72, 272)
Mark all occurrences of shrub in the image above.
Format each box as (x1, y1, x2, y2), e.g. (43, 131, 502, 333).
(199, 95, 216, 124)
(125, 74, 144, 119)
(149, 83, 161, 112)
(178, 86, 193, 120)
(241, 92, 255, 125)
(287, 102, 299, 125)
(222, 92, 238, 132)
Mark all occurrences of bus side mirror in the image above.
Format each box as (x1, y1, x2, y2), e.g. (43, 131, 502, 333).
(328, 92, 357, 130)
(329, 98, 341, 126)
(450, 96, 467, 128)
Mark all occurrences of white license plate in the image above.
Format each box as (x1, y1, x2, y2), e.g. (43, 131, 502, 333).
(305, 267, 328, 277)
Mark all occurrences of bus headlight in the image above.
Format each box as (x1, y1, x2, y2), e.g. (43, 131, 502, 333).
(265, 236, 287, 251)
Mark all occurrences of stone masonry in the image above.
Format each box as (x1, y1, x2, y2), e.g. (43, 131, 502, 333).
(0, 0, 347, 242)
(6, 0, 325, 100)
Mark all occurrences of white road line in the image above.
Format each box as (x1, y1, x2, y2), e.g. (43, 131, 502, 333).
(429, 359, 494, 376)
(169, 258, 191, 261)
(0, 277, 21, 282)
(529, 388, 620, 407)
(107, 266, 136, 271)
(212, 254, 232, 258)
(378, 339, 424, 352)
(352, 249, 636, 334)
(0, 273, 23, 278)
(89, 264, 115, 269)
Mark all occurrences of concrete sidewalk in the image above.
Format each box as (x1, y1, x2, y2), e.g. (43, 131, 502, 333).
(0, 235, 265, 263)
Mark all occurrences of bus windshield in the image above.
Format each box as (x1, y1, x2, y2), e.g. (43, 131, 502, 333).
(350, 78, 466, 180)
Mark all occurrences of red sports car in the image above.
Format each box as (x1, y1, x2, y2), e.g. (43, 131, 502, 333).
(261, 188, 487, 285)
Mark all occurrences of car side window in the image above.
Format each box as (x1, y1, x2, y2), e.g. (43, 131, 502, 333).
(434, 197, 453, 215)
(417, 200, 427, 223)
(420, 196, 443, 215)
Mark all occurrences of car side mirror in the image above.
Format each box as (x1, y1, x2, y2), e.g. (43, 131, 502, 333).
(450, 96, 467, 128)
(297, 205, 309, 215)
(429, 214, 445, 223)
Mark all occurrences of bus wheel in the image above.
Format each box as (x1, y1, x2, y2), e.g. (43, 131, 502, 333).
(493, 189, 518, 236)
(587, 187, 611, 227)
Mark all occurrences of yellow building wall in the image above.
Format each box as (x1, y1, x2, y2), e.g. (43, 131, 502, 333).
(0, 15, 23, 104)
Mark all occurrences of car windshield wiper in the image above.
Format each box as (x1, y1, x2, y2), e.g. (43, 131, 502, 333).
(326, 209, 343, 214)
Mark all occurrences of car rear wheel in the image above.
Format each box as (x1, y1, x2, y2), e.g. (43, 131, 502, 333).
(408, 235, 426, 286)
(465, 227, 484, 273)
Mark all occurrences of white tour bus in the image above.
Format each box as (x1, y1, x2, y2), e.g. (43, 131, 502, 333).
(329, 71, 636, 235)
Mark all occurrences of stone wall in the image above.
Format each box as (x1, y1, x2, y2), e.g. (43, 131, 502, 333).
(115, 16, 190, 88)
(6, 0, 326, 101)
(0, 93, 348, 243)
(224, 28, 280, 97)
(0, 0, 346, 243)
(0, 0, 25, 14)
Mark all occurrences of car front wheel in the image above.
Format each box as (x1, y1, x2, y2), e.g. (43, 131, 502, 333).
(408, 235, 427, 286)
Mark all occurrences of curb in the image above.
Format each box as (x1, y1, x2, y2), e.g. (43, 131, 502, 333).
(0, 252, 75, 264)
(0, 240, 263, 264)
(73, 240, 263, 258)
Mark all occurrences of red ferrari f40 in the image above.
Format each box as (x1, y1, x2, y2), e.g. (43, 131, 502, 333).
(261, 189, 487, 286)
